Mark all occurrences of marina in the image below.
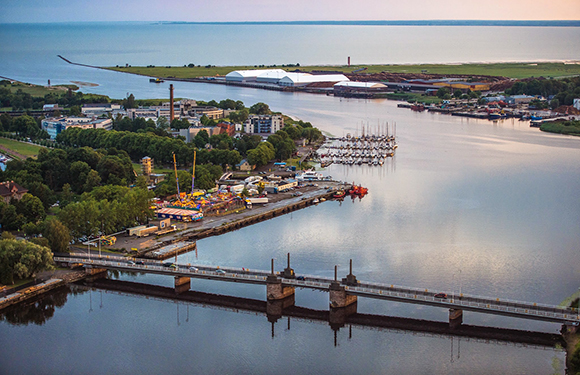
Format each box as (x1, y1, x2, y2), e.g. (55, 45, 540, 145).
(318, 124, 398, 167)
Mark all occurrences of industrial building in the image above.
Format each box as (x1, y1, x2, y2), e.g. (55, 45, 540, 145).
(278, 73, 349, 87)
(333, 81, 388, 96)
(225, 69, 349, 87)
(81, 103, 122, 116)
(225, 69, 286, 83)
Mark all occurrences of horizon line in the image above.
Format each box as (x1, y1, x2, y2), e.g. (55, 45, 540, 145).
(1, 19, 580, 26)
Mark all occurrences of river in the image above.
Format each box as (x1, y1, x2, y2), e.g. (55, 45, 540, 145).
(1, 22, 580, 374)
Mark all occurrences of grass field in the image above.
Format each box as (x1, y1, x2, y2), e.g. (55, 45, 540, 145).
(2, 81, 110, 101)
(106, 62, 580, 80)
(0, 138, 45, 158)
(2, 81, 74, 97)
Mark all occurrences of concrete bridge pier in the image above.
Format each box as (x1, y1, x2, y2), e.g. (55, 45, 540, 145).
(84, 267, 107, 282)
(329, 265, 358, 328)
(174, 276, 191, 294)
(267, 259, 295, 301)
(267, 295, 296, 323)
(449, 308, 463, 329)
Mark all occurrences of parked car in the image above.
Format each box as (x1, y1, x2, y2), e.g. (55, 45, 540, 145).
(296, 276, 305, 281)
(189, 266, 199, 272)
(216, 269, 226, 274)
(127, 261, 136, 265)
(434, 293, 448, 299)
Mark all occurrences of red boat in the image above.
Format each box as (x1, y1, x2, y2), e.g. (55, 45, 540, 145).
(348, 184, 368, 196)
(332, 190, 346, 199)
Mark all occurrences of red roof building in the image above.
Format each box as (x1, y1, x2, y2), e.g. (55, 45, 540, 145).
(0, 181, 28, 204)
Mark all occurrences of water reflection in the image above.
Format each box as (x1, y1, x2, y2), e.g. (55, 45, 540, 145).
(0, 286, 82, 326)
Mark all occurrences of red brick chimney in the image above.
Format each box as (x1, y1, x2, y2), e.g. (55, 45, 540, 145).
(170, 84, 174, 122)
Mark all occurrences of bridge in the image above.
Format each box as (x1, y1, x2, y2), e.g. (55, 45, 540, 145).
(55, 254, 580, 327)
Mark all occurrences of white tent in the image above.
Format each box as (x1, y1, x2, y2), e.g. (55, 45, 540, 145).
(278, 73, 349, 87)
(226, 69, 286, 83)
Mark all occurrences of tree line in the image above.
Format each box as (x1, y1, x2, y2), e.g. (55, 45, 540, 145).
(505, 76, 580, 108)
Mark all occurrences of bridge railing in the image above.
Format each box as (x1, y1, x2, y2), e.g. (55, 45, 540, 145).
(346, 285, 580, 321)
(54, 256, 579, 321)
(356, 280, 578, 314)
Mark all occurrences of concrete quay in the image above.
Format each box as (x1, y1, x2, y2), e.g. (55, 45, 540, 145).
(132, 180, 352, 259)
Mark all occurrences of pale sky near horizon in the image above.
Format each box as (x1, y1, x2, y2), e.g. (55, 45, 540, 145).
(1, 0, 579, 23)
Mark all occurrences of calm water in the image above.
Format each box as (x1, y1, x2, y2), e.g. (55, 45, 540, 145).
(1, 23, 580, 374)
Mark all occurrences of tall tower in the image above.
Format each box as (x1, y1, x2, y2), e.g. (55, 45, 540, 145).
(170, 84, 175, 122)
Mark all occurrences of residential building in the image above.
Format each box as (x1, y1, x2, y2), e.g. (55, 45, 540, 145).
(41, 117, 113, 139)
(141, 156, 153, 176)
(0, 181, 28, 204)
(244, 115, 283, 134)
(216, 122, 236, 137)
(574, 98, 580, 111)
(236, 159, 253, 171)
(178, 126, 220, 143)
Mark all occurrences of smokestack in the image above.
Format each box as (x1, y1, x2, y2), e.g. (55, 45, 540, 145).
(169, 84, 174, 122)
(348, 56, 351, 67)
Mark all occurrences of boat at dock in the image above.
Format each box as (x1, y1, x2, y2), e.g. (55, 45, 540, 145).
(332, 190, 346, 199)
(297, 170, 325, 181)
(149, 78, 164, 83)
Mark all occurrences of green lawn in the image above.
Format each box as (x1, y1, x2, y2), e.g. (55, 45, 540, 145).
(0, 138, 45, 158)
(1, 80, 109, 101)
(107, 62, 580, 80)
(2, 81, 73, 97)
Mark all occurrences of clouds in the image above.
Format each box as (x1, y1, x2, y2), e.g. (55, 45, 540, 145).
(1, 0, 579, 23)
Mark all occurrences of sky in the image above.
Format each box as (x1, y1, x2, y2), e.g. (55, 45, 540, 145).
(1, 0, 579, 23)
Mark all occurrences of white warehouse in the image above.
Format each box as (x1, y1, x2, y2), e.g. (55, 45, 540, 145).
(225, 69, 349, 87)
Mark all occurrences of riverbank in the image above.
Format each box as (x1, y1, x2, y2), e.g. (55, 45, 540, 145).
(0, 269, 87, 312)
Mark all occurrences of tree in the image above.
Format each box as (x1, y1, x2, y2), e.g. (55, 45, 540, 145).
(123, 93, 136, 109)
(229, 109, 249, 123)
(43, 219, 71, 253)
(194, 129, 210, 149)
(453, 89, 463, 99)
(156, 116, 169, 130)
(69, 105, 81, 116)
(249, 102, 271, 115)
(0, 239, 54, 285)
(436, 87, 450, 99)
(550, 98, 560, 110)
(16, 193, 46, 224)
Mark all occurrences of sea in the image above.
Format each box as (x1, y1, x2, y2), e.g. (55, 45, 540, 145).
(1, 22, 580, 375)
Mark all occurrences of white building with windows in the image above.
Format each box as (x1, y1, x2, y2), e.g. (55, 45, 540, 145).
(41, 117, 113, 139)
(81, 103, 122, 116)
(244, 115, 283, 134)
